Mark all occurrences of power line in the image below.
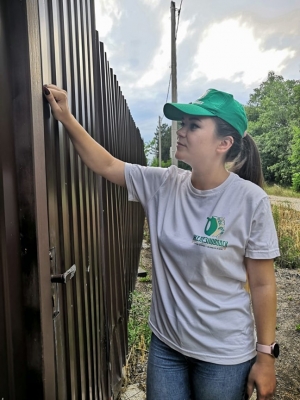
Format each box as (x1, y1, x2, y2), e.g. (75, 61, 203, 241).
(161, 72, 172, 123)
(165, 73, 172, 104)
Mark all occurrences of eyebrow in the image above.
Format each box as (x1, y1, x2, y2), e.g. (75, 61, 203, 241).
(182, 116, 203, 122)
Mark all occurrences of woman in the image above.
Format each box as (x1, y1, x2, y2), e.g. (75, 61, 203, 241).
(43, 85, 279, 400)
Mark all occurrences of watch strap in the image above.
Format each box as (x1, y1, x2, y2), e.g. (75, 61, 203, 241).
(256, 343, 273, 355)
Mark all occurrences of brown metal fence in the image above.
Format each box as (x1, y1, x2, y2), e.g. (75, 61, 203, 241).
(0, 0, 146, 399)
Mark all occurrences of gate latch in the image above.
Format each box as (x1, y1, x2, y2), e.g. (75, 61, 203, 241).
(51, 264, 76, 284)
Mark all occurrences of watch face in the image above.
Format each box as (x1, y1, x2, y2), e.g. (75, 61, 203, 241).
(273, 343, 280, 358)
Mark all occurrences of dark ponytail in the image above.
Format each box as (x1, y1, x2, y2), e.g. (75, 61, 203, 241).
(213, 117, 264, 188)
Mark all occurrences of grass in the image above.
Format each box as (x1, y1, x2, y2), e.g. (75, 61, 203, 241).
(127, 220, 152, 351)
(127, 290, 152, 349)
(264, 183, 300, 198)
(123, 221, 152, 392)
(123, 275, 152, 394)
(139, 276, 152, 283)
(272, 204, 300, 268)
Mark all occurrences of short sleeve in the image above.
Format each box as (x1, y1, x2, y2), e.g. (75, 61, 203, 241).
(125, 163, 170, 206)
(245, 197, 280, 259)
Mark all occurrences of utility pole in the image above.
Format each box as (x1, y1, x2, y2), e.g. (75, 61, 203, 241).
(158, 116, 162, 167)
(170, 1, 178, 166)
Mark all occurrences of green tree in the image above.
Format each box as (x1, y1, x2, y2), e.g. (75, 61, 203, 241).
(290, 126, 300, 191)
(144, 138, 156, 165)
(150, 122, 172, 162)
(290, 85, 300, 191)
(150, 157, 172, 168)
(245, 71, 300, 185)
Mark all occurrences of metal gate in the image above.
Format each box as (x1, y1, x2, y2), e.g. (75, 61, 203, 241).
(0, 0, 146, 399)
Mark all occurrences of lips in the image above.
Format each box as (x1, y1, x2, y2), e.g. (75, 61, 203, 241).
(177, 142, 186, 147)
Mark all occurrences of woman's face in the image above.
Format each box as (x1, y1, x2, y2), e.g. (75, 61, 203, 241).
(176, 115, 221, 167)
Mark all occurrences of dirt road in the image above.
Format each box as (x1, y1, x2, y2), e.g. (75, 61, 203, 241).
(269, 195, 300, 211)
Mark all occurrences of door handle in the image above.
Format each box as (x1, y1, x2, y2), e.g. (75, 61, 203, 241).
(51, 264, 76, 284)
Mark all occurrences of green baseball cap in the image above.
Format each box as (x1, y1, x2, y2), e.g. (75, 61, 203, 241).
(163, 88, 247, 137)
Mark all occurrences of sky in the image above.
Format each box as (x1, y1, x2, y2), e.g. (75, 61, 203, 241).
(94, 0, 300, 144)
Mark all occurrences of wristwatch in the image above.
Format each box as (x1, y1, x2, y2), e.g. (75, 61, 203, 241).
(256, 342, 280, 358)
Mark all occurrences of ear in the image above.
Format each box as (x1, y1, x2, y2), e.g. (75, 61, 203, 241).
(217, 136, 234, 155)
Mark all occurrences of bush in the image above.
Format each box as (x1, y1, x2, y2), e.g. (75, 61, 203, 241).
(292, 173, 300, 192)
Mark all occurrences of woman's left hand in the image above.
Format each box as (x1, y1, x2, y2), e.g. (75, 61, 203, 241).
(246, 355, 276, 399)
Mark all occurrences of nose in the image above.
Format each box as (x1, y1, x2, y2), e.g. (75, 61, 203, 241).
(177, 125, 187, 138)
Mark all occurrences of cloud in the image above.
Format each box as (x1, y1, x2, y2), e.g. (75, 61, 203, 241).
(190, 18, 295, 87)
(94, 0, 300, 143)
(134, 12, 170, 88)
(140, 0, 160, 8)
(94, 0, 122, 39)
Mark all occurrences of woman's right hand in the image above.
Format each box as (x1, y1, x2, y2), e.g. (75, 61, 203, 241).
(43, 84, 72, 124)
(43, 84, 126, 186)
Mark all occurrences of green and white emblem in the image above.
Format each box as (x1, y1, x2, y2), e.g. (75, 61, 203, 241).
(204, 216, 225, 238)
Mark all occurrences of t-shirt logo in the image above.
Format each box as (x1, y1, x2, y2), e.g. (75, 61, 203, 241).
(204, 216, 225, 238)
(193, 215, 228, 250)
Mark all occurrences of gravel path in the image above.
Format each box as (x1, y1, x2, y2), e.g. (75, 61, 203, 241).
(268, 195, 300, 212)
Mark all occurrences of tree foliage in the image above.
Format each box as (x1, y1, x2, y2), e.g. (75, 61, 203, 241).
(290, 85, 300, 191)
(149, 122, 172, 163)
(144, 138, 156, 165)
(245, 71, 300, 186)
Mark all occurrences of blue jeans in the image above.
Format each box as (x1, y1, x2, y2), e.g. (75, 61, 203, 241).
(147, 334, 256, 400)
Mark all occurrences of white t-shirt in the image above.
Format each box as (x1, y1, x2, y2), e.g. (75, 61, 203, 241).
(125, 164, 280, 365)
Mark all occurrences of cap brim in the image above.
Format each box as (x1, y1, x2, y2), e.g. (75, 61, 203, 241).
(163, 103, 215, 121)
